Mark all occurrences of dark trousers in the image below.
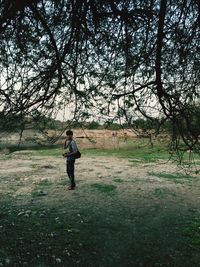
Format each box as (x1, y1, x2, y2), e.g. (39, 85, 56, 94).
(66, 160, 75, 187)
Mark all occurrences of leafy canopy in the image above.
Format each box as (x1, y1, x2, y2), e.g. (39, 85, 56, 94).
(0, 0, 199, 152)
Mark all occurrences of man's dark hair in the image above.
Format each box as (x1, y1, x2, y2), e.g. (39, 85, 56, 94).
(66, 129, 73, 136)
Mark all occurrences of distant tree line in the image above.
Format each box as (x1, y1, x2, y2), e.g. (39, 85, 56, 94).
(0, 111, 59, 133)
(1, 106, 199, 144)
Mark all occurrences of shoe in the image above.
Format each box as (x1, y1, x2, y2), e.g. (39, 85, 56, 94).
(68, 186, 75, 190)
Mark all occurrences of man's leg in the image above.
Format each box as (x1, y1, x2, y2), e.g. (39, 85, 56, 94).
(67, 160, 76, 188)
(66, 161, 70, 179)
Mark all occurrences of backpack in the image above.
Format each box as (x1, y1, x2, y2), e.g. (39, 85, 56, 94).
(74, 150, 81, 159)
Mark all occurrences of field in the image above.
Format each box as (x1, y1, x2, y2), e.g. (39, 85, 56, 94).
(0, 132, 200, 267)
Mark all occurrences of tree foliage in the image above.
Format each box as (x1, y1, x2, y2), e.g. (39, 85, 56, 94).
(0, 0, 199, 152)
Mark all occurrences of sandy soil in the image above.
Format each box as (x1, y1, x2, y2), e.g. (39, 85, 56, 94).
(0, 150, 199, 207)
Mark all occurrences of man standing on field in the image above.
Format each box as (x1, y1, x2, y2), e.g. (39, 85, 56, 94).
(64, 129, 78, 190)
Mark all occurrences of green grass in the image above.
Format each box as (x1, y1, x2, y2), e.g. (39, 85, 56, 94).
(1, 191, 200, 267)
(0, 202, 124, 266)
(183, 219, 200, 246)
(82, 139, 200, 164)
(90, 183, 116, 194)
(31, 188, 48, 197)
(83, 142, 170, 162)
(32, 148, 62, 157)
(1, 138, 199, 165)
(0, 143, 60, 153)
(57, 177, 67, 186)
(148, 171, 194, 183)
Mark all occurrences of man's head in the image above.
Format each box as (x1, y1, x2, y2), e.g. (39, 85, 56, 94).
(66, 129, 73, 139)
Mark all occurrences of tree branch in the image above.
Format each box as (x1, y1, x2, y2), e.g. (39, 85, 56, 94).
(112, 81, 155, 99)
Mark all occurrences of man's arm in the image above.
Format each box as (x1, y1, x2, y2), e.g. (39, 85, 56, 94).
(64, 139, 68, 149)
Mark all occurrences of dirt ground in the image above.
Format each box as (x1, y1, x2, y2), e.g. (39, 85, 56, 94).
(0, 148, 200, 266)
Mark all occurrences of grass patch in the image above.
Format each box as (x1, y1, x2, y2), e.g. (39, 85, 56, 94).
(90, 183, 116, 194)
(183, 220, 200, 246)
(57, 178, 67, 186)
(0, 202, 117, 267)
(83, 139, 172, 163)
(148, 171, 194, 183)
(0, 143, 60, 153)
(83, 139, 200, 165)
(1, 139, 199, 166)
(84, 147, 169, 161)
(32, 148, 62, 157)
